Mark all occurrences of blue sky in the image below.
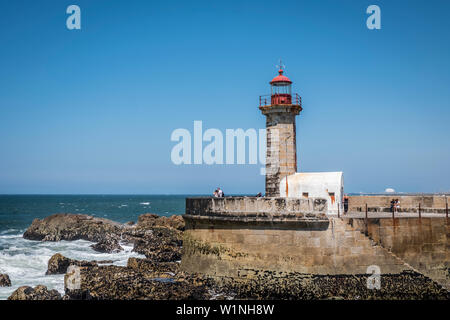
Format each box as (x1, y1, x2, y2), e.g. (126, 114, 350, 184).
(0, 0, 449, 194)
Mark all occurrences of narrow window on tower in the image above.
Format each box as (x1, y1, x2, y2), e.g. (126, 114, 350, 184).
(329, 192, 336, 204)
(302, 192, 309, 198)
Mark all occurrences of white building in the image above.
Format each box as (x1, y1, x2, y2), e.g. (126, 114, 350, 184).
(279, 172, 344, 216)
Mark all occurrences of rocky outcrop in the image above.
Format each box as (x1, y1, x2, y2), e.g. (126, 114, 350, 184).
(23, 214, 122, 242)
(128, 226, 182, 262)
(127, 257, 179, 276)
(90, 237, 123, 253)
(58, 255, 231, 300)
(137, 214, 184, 231)
(63, 264, 213, 300)
(59, 255, 450, 300)
(0, 273, 11, 287)
(46, 253, 112, 275)
(23, 213, 183, 261)
(8, 285, 62, 300)
(117, 214, 184, 263)
(19, 213, 194, 300)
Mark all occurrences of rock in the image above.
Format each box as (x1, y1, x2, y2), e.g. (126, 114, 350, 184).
(127, 257, 179, 276)
(8, 285, 62, 300)
(137, 214, 184, 231)
(0, 273, 11, 287)
(63, 265, 212, 300)
(135, 213, 162, 227)
(24, 213, 184, 271)
(90, 238, 123, 253)
(131, 226, 183, 262)
(23, 213, 122, 242)
(46, 253, 101, 275)
(120, 215, 184, 263)
(23, 213, 182, 244)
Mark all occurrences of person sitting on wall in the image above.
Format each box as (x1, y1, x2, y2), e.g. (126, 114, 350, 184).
(390, 199, 395, 213)
(395, 199, 400, 212)
(213, 189, 219, 197)
(217, 187, 224, 198)
(256, 192, 262, 197)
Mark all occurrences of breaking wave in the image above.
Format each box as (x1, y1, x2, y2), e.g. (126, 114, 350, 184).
(0, 229, 143, 300)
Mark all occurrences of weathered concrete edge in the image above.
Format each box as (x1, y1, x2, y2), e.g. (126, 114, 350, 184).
(185, 197, 328, 216)
(183, 214, 329, 230)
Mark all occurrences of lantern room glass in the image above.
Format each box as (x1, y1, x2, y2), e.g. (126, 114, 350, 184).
(271, 82, 292, 95)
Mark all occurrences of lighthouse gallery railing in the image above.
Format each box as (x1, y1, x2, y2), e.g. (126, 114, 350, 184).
(259, 93, 301, 107)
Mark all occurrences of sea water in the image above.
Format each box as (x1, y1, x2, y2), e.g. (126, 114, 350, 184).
(0, 195, 188, 300)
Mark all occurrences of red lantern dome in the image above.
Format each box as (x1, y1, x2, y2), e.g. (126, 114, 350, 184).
(270, 69, 292, 84)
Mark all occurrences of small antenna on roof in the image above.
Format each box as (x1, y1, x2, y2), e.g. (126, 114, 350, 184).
(276, 59, 285, 72)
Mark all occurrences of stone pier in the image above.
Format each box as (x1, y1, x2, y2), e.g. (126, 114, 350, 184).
(182, 198, 412, 277)
(181, 197, 449, 297)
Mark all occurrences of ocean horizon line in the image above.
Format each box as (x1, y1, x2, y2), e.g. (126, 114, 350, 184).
(0, 192, 449, 196)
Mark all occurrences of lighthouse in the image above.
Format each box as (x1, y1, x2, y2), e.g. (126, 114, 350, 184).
(259, 65, 302, 197)
(260, 64, 344, 214)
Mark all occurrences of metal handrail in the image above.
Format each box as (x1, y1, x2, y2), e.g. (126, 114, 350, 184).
(259, 95, 271, 106)
(292, 93, 301, 106)
(259, 93, 301, 107)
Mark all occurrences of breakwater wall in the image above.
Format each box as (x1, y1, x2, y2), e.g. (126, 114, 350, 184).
(182, 197, 409, 276)
(181, 197, 449, 297)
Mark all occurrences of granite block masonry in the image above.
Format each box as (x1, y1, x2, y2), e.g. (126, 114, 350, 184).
(182, 197, 410, 277)
(261, 105, 301, 197)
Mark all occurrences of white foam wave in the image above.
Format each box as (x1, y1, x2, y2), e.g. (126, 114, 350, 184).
(0, 232, 143, 300)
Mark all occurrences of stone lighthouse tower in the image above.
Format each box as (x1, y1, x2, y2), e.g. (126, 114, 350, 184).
(259, 65, 302, 197)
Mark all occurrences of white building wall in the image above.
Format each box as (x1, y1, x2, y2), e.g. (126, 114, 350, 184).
(279, 172, 344, 216)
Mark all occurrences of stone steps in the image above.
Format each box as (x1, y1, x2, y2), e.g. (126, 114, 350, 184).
(340, 218, 449, 292)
